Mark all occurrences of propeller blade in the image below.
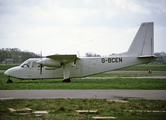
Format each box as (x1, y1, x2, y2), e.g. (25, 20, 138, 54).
(40, 51, 42, 59)
(40, 51, 42, 75)
(40, 64, 42, 75)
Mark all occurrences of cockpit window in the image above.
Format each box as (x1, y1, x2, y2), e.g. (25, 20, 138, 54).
(20, 60, 31, 68)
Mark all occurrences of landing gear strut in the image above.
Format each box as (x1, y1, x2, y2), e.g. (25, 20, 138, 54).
(62, 78, 71, 83)
(7, 77, 13, 83)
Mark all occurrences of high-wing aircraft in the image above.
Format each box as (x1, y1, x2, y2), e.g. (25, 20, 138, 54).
(5, 22, 157, 83)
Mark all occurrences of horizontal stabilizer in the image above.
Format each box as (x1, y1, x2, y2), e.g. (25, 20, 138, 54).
(137, 55, 157, 59)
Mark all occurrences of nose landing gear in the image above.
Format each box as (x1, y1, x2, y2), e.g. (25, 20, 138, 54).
(7, 77, 13, 83)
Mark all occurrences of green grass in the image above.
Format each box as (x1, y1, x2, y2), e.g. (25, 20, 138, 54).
(118, 64, 166, 71)
(1, 65, 166, 119)
(1, 64, 166, 90)
(0, 64, 18, 70)
(0, 99, 166, 120)
(90, 73, 166, 77)
(0, 73, 166, 90)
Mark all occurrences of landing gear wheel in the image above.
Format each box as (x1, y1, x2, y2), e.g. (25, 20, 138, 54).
(62, 78, 71, 83)
(7, 77, 13, 83)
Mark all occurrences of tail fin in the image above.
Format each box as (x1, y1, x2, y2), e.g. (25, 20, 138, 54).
(127, 22, 155, 57)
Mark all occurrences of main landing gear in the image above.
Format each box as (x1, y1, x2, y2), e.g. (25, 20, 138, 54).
(62, 78, 71, 83)
(7, 77, 13, 83)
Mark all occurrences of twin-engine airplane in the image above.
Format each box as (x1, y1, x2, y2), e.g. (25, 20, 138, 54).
(5, 22, 157, 83)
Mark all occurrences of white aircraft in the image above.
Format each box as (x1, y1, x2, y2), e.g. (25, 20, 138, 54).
(5, 22, 157, 83)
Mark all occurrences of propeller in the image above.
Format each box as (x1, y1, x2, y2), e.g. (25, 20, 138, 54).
(39, 51, 43, 75)
(40, 64, 43, 75)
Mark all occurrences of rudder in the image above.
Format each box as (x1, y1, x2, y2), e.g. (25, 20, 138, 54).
(127, 22, 154, 57)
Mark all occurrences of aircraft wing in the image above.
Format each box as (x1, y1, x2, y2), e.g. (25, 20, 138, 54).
(46, 54, 78, 60)
(46, 54, 78, 64)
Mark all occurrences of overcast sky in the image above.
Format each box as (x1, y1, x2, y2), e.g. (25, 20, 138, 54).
(0, 0, 166, 56)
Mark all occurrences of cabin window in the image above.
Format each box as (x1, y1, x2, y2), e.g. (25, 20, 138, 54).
(32, 62, 38, 68)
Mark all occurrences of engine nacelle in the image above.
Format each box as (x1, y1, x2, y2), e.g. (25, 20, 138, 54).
(37, 58, 61, 67)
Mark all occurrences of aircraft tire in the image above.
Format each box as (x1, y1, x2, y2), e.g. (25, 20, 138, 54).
(7, 79, 13, 83)
(62, 79, 71, 83)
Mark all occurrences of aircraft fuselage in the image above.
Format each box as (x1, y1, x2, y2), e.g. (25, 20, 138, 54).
(5, 56, 156, 80)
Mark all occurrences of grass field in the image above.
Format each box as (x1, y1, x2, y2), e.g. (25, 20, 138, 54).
(0, 64, 166, 90)
(0, 73, 166, 90)
(90, 73, 166, 77)
(118, 64, 166, 71)
(1, 64, 166, 119)
(0, 99, 166, 120)
(0, 64, 18, 70)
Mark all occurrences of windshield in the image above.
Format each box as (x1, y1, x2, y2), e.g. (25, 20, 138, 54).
(20, 60, 31, 68)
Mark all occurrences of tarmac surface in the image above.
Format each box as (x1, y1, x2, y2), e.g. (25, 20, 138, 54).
(0, 90, 166, 100)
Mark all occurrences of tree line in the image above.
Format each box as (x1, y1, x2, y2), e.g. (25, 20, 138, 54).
(0, 48, 40, 64)
(153, 52, 166, 64)
(0, 48, 166, 64)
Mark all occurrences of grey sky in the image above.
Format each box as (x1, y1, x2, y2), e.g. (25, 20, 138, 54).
(0, 0, 166, 56)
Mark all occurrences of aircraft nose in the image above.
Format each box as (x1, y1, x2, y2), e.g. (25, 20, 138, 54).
(4, 70, 10, 76)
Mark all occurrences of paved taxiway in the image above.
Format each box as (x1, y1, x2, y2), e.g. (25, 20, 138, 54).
(0, 90, 166, 100)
